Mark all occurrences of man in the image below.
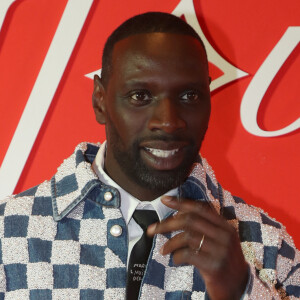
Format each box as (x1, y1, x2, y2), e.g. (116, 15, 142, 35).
(0, 12, 299, 300)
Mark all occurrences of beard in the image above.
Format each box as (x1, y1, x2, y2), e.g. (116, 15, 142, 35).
(105, 120, 204, 193)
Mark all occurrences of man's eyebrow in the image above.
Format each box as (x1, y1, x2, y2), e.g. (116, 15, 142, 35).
(124, 79, 148, 85)
(123, 78, 209, 88)
(122, 79, 157, 89)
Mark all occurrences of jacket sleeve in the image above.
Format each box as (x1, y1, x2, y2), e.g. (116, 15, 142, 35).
(244, 228, 300, 299)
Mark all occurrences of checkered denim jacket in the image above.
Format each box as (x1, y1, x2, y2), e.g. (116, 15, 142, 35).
(0, 142, 299, 299)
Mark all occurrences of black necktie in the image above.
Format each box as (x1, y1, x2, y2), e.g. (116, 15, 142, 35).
(126, 210, 159, 300)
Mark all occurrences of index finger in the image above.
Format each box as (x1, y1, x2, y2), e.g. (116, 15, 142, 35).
(161, 196, 226, 227)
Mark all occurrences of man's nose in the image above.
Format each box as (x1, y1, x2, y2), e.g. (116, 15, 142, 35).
(148, 97, 186, 133)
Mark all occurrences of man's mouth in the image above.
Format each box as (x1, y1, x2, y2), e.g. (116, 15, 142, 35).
(139, 141, 188, 171)
(144, 147, 179, 158)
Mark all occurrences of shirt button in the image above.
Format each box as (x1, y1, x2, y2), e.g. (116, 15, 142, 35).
(110, 225, 122, 237)
(104, 192, 113, 201)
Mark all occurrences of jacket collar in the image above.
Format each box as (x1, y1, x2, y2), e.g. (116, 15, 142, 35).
(51, 142, 120, 221)
(51, 142, 222, 221)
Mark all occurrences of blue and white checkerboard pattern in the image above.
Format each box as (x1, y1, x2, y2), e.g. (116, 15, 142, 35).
(0, 180, 128, 299)
(0, 142, 299, 299)
(0, 143, 128, 299)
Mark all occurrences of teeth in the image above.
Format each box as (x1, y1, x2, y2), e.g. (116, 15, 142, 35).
(145, 147, 179, 158)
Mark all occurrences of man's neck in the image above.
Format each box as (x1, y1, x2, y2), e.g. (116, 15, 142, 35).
(103, 163, 170, 202)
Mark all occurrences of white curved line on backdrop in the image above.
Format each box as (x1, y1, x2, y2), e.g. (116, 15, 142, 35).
(240, 26, 300, 137)
(0, 0, 95, 199)
(0, 0, 16, 32)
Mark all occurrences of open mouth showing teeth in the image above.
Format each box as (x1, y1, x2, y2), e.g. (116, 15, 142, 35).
(144, 147, 179, 158)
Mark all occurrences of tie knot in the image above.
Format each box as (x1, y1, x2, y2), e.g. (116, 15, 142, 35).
(132, 210, 159, 231)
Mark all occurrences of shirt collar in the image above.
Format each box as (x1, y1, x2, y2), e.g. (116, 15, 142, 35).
(92, 141, 177, 224)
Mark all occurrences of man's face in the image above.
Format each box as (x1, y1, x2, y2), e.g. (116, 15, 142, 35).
(93, 32, 211, 199)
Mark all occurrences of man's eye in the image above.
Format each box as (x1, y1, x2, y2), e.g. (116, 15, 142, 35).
(129, 91, 152, 103)
(180, 91, 200, 103)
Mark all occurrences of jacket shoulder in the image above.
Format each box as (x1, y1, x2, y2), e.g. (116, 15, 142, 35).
(0, 180, 52, 218)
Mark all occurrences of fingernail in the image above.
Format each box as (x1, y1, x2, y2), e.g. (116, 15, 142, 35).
(147, 223, 157, 235)
(162, 196, 173, 202)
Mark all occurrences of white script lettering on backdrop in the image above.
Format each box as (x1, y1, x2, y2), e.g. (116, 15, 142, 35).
(241, 26, 300, 137)
(0, 0, 95, 198)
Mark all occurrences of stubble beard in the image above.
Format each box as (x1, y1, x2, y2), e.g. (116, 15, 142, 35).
(105, 122, 204, 193)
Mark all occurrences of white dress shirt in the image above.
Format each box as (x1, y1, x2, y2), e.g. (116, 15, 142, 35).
(92, 141, 177, 265)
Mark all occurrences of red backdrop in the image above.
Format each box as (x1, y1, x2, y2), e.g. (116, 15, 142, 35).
(0, 0, 299, 247)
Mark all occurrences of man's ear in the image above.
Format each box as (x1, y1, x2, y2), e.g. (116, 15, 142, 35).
(92, 74, 107, 124)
